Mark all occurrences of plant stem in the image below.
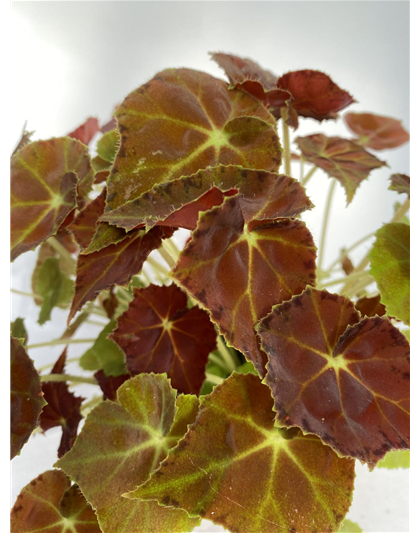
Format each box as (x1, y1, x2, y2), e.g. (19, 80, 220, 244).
(301, 166, 317, 186)
(320, 269, 372, 289)
(300, 157, 305, 181)
(392, 197, 410, 223)
(81, 395, 103, 414)
(27, 338, 97, 349)
(158, 246, 176, 268)
(216, 337, 237, 373)
(40, 373, 98, 385)
(11, 288, 36, 298)
(146, 256, 168, 276)
(162, 239, 179, 264)
(205, 372, 224, 385)
(49, 237, 76, 271)
(208, 352, 226, 368)
(325, 232, 376, 274)
(317, 180, 337, 276)
(38, 356, 82, 372)
(281, 107, 291, 176)
(86, 319, 108, 327)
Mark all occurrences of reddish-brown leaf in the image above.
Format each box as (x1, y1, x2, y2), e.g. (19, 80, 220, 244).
(277, 70, 355, 122)
(39, 350, 84, 457)
(257, 288, 410, 465)
(389, 173, 410, 197)
(68, 117, 100, 146)
(172, 195, 316, 376)
(69, 190, 107, 249)
(101, 165, 313, 231)
(11, 337, 45, 459)
(104, 68, 280, 214)
(111, 284, 217, 395)
(295, 134, 386, 203)
(94, 370, 131, 401)
(102, 286, 119, 319)
(344, 112, 409, 150)
(341, 254, 354, 275)
(68, 226, 173, 323)
(355, 295, 386, 318)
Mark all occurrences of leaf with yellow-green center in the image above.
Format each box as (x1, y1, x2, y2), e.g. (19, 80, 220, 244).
(257, 287, 410, 465)
(171, 194, 317, 377)
(104, 68, 281, 215)
(369, 223, 410, 325)
(376, 450, 410, 469)
(55, 374, 200, 533)
(128, 373, 355, 533)
(10, 470, 101, 533)
(11, 137, 94, 260)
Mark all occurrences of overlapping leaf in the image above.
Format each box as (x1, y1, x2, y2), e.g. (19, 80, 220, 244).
(35, 257, 74, 324)
(94, 370, 130, 400)
(11, 137, 95, 260)
(104, 68, 280, 215)
(11, 336, 45, 459)
(39, 350, 84, 457)
(376, 450, 410, 470)
(369, 223, 410, 325)
(111, 284, 217, 395)
(129, 373, 355, 533)
(68, 225, 173, 323)
(10, 470, 100, 533)
(11, 318, 28, 346)
(344, 112, 409, 150)
(389, 173, 410, 197)
(68, 117, 100, 146)
(295, 134, 386, 203)
(172, 195, 316, 376)
(101, 165, 313, 231)
(80, 320, 127, 377)
(257, 287, 410, 465)
(56, 374, 200, 533)
(355, 295, 386, 318)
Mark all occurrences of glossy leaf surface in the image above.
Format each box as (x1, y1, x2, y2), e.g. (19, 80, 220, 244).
(36, 257, 74, 325)
(56, 374, 200, 533)
(11, 336, 45, 459)
(68, 225, 173, 323)
(296, 135, 386, 203)
(369, 223, 410, 325)
(101, 165, 313, 231)
(130, 373, 355, 533)
(257, 288, 410, 465)
(344, 112, 409, 150)
(172, 195, 316, 376)
(389, 173, 410, 197)
(68, 117, 100, 146)
(111, 284, 217, 394)
(80, 320, 126, 377)
(105, 68, 280, 213)
(39, 350, 84, 457)
(11, 470, 100, 533)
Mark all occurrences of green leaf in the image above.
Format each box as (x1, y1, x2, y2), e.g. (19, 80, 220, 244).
(236, 361, 258, 375)
(376, 450, 410, 469)
(11, 336, 45, 459)
(10, 470, 101, 532)
(369, 223, 410, 325)
(11, 318, 28, 346)
(56, 374, 200, 533)
(338, 519, 363, 532)
(97, 130, 120, 164)
(80, 320, 127, 377)
(129, 373, 355, 533)
(36, 257, 74, 325)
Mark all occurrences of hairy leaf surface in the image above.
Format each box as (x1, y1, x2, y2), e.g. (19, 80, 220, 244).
(101, 165, 313, 231)
(389, 173, 410, 197)
(39, 350, 84, 457)
(295, 135, 386, 203)
(94, 370, 131, 400)
(257, 288, 410, 465)
(56, 374, 200, 533)
(172, 195, 316, 376)
(369, 223, 410, 325)
(105, 68, 280, 213)
(10, 470, 100, 533)
(68, 225, 173, 323)
(111, 284, 217, 394)
(344, 113, 409, 150)
(97, 130, 119, 164)
(129, 373, 355, 533)
(11, 337, 45, 459)
(11, 138, 94, 260)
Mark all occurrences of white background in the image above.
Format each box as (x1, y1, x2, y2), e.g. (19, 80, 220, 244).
(9, 1, 410, 532)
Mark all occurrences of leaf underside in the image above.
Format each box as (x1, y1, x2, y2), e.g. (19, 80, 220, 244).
(257, 287, 410, 465)
(130, 373, 355, 533)
(344, 112, 409, 150)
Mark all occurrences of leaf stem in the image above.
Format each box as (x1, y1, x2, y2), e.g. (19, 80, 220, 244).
(38, 356, 82, 372)
(48, 237, 76, 271)
(27, 338, 97, 349)
(216, 337, 237, 373)
(81, 395, 103, 414)
(157, 245, 176, 269)
(205, 372, 224, 386)
(320, 270, 372, 289)
(301, 166, 317, 186)
(317, 180, 337, 276)
(281, 107, 291, 176)
(392, 197, 410, 223)
(40, 373, 98, 385)
(146, 256, 169, 276)
(325, 232, 376, 274)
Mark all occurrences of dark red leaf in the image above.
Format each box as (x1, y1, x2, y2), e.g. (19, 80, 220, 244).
(39, 350, 84, 457)
(94, 370, 131, 401)
(102, 285, 119, 319)
(68, 117, 100, 146)
(345, 113, 409, 150)
(355, 295, 386, 318)
(69, 190, 107, 249)
(111, 284, 217, 395)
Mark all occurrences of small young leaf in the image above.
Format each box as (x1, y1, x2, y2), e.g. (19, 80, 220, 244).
(105, 68, 280, 213)
(389, 173, 410, 197)
(39, 350, 84, 457)
(10, 470, 100, 533)
(344, 112, 409, 150)
(96, 130, 119, 163)
(369, 223, 410, 325)
(376, 450, 410, 470)
(56, 374, 200, 533)
(36, 257, 74, 324)
(355, 294, 386, 318)
(68, 117, 100, 146)
(257, 288, 410, 465)
(295, 134, 386, 204)
(129, 373, 355, 533)
(11, 336, 45, 459)
(111, 284, 217, 394)
(80, 320, 127, 377)
(172, 195, 316, 376)
(11, 318, 28, 346)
